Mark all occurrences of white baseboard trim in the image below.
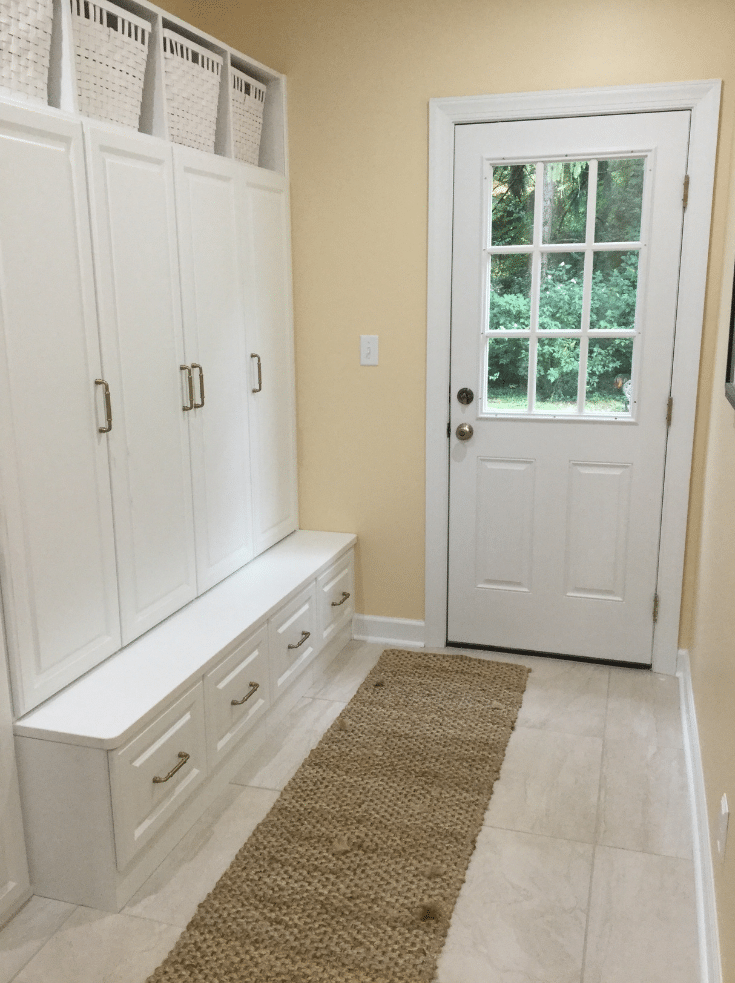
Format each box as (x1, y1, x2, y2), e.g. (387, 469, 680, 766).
(678, 648, 722, 983)
(352, 615, 426, 647)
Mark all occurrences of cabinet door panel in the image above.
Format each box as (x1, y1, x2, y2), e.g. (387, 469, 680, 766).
(239, 168, 298, 554)
(0, 616, 30, 924)
(0, 104, 120, 715)
(173, 148, 254, 592)
(85, 125, 197, 644)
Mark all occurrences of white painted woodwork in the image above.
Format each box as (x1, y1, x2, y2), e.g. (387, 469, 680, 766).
(84, 123, 198, 644)
(13, 534, 355, 911)
(15, 532, 355, 748)
(15, 736, 118, 909)
(0, 618, 30, 927)
(425, 82, 721, 674)
(239, 166, 299, 553)
(317, 552, 356, 646)
(565, 463, 632, 600)
(110, 683, 207, 870)
(269, 583, 318, 700)
(448, 111, 690, 663)
(0, 102, 120, 715)
(203, 625, 270, 769)
(14, 622, 352, 911)
(174, 146, 255, 592)
(474, 458, 535, 592)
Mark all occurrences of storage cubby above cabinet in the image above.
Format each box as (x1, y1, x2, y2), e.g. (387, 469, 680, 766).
(0, 0, 286, 173)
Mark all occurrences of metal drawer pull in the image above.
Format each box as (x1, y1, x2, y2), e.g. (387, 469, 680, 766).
(95, 379, 112, 433)
(192, 362, 205, 408)
(251, 353, 262, 393)
(331, 591, 351, 607)
(231, 681, 260, 706)
(180, 365, 194, 411)
(288, 630, 310, 650)
(152, 751, 190, 784)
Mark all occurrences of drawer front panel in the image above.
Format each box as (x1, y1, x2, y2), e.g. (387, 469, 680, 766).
(317, 552, 355, 645)
(269, 583, 318, 700)
(204, 625, 270, 769)
(110, 683, 207, 870)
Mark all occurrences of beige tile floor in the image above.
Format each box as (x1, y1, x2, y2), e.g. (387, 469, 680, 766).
(0, 640, 700, 983)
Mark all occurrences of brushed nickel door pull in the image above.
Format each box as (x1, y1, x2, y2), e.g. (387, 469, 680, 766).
(331, 591, 351, 607)
(192, 363, 205, 408)
(456, 422, 474, 441)
(288, 630, 310, 650)
(251, 353, 262, 393)
(231, 681, 260, 706)
(180, 365, 194, 411)
(152, 751, 190, 784)
(95, 379, 112, 433)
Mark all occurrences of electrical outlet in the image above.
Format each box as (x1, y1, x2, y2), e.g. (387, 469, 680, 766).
(360, 335, 379, 366)
(717, 793, 729, 861)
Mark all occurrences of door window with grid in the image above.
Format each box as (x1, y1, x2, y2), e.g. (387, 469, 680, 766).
(484, 157, 646, 417)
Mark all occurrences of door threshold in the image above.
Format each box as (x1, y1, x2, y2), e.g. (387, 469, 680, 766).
(445, 641, 650, 671)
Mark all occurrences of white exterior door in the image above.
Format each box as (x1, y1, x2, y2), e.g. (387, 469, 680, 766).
(238, 166, 298, 554)
(173, 147, 254, 592)
(447, 111, 690, 664)
(85, 125, 198, 644)
(0, 104, 120, 714)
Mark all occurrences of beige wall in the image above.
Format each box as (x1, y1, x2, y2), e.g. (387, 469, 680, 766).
(163, 0, 735, 970)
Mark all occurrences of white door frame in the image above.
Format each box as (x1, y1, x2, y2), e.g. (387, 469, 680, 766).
(425, 81, 721, 675)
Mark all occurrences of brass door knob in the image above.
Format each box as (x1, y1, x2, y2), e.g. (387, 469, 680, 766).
(456, 423, 474, 441)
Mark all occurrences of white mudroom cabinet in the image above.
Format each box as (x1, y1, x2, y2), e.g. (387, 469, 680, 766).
(0, 1, 298, 717)
(0, 614, 30, 927)
(0, 105, 123, 715)
(0, 0, 333, 922)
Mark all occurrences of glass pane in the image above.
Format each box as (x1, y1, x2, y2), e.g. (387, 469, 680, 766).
(541, 161, 589, 244)
(585, 338, 634, 414)
(488, 254, 532, 330)
(491, 164, 535, 246)
(487, 338, 529, 411)
(538, 253, 584, 331)
(595, 158, 645, 242)
(535, 337, 580, 413)
(590, 251, 639, 331)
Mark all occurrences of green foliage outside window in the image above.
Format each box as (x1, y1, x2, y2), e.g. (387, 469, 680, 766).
(488, 159, 642, 409)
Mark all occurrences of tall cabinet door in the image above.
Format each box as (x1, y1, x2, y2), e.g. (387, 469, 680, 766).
(0, 104, 120, 715)
(173, 147, 254, 592)
(84, 125, 197, 644)
(0, 611, 30, 925)
(238, 167, 298, 554)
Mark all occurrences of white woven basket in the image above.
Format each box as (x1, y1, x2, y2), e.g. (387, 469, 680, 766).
(163, 28, 221, 153)
(70, 0, 150, 128)
(231, 65, 265, 167)
(0, 0, 54, 101)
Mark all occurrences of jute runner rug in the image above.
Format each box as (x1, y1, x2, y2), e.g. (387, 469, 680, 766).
(147, 648, 530, 983)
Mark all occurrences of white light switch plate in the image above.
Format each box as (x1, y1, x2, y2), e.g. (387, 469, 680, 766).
(360, 335, 379, 366)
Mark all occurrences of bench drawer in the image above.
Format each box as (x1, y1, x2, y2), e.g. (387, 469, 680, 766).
(204, 625, 270, 769)
(109, 683, 207, 870)
(269, 583, 318, 700)
(317, 553, 354, 645)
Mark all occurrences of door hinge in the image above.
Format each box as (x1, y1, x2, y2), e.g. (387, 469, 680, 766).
(666, 396, 673, 428)
(653, 593, 659, 623)
(683, 175, 690, 211)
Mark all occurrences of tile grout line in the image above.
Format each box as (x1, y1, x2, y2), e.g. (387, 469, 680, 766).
(579, 665, 612, 983)
(7, 899, 79, 983)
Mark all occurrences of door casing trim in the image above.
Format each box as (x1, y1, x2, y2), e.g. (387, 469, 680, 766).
(425, 80, 721, 674)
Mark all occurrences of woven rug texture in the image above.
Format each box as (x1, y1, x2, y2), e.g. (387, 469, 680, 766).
(147, 648, 530, 983)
